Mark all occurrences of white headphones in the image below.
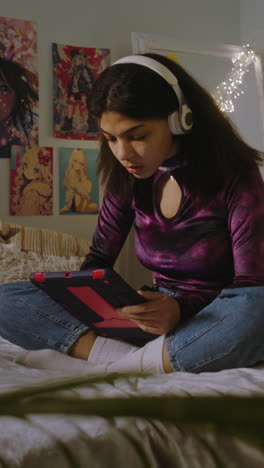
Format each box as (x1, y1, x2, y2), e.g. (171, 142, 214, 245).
(112, 55, 193, 135)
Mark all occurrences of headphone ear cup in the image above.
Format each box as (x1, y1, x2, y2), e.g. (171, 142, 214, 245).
(168, 105, 193, 135)
(181, 104, 193, 132)
(168, 111, 182, 135)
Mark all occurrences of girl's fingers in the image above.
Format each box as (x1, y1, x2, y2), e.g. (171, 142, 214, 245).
(136, 323, 163, 335)
(137, 290, 164, 300)
(119, 311, 159, 321)
(117, 301, 159, 316)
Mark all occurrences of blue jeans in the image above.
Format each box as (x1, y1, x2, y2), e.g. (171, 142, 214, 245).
(0, 281, 88, 353)
(0, 281, 264, 373)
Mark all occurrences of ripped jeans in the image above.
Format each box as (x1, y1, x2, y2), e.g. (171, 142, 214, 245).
(0, 281, 264, 373)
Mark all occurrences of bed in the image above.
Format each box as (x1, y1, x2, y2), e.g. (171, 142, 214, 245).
(0, 220, 264, 468)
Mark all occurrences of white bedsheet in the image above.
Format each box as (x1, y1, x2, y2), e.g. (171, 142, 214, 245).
(1, 339, 264, 468)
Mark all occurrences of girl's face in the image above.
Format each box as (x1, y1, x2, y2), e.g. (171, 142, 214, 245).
(72, 157, 84, 171)
(0, 74, 16, 123)
(21, 158, 41, 181)
(74, 55, 84, 67)
(100, 111, 178, 179)
(71, 150, 85, 171)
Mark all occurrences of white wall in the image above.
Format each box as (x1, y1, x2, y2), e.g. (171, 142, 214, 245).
(239, 0, 264, 150)
(0, 0, 241, 286)
(240, 0, 264, 47)
(239, 0, 264, 179)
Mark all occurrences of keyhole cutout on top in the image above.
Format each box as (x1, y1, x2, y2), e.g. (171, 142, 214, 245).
(157, 174, 182, 219)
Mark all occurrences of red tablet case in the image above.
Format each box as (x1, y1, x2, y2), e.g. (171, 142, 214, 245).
(30, 267, 157, 345)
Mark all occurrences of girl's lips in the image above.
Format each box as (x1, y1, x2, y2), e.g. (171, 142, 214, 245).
(126, 166, 143, 174)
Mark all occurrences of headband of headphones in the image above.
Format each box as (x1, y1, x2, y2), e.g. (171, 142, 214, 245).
(112, 55, 193, 135)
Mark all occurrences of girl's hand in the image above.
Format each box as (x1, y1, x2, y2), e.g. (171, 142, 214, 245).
(117, 290, 181, 335)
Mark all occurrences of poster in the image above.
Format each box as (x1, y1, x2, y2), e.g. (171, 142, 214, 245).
(59, 147, 99, 214)
(53, 44, 110, 140)
(10, 145, 53, 216)
(0, 16, 39, 158)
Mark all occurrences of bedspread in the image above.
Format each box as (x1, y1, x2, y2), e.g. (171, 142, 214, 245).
(1, 341, 264, 468)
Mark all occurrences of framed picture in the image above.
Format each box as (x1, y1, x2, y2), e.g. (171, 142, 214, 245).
(53, 44, 110, 140)
(0, 16, 39, 158)
(59, 147, 99, 215)
(10, 146, 53, 216)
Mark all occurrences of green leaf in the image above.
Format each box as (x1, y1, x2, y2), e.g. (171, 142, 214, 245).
(1, 373, 264, 466)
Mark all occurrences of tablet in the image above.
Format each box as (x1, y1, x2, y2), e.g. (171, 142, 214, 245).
(30, 267, 157, 345)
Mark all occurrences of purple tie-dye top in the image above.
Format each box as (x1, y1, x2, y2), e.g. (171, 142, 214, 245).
(81, 164, 264, 321)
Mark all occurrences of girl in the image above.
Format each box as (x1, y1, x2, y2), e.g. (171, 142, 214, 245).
(1, 53, 264, 375)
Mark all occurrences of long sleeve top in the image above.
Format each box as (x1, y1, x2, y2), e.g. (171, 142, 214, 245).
(81, 163, 264, 322)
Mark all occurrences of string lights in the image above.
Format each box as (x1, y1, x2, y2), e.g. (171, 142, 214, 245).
(213, 44, 258, 113)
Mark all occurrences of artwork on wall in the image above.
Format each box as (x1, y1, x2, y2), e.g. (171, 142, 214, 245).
(53, 44, 110, 140)
(59, 147, 99, 214)
(10, 145, 53, 216)
(0, 16, 39, 158)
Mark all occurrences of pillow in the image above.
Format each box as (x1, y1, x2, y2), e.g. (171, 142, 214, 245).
(0, 220, 89, 258)
(0, 243, 87, 284)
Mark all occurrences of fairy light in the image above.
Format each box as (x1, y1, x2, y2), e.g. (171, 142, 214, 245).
(213, 44, 257, 113)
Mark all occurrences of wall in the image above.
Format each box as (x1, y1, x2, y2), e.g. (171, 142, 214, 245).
(240, 0, 264, 48)
(238, 0, 264, 153)
(239, 0, 264, 179)
(0, 0, 241, 286)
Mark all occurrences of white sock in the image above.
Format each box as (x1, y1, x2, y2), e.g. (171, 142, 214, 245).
(89, 335, 166, 374)
(19, 348, 97, 373)
(0, 336, 29, 363)
(88, 336, 139, 364)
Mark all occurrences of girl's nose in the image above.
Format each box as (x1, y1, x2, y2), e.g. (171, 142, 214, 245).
(115, 140, 134, 161)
